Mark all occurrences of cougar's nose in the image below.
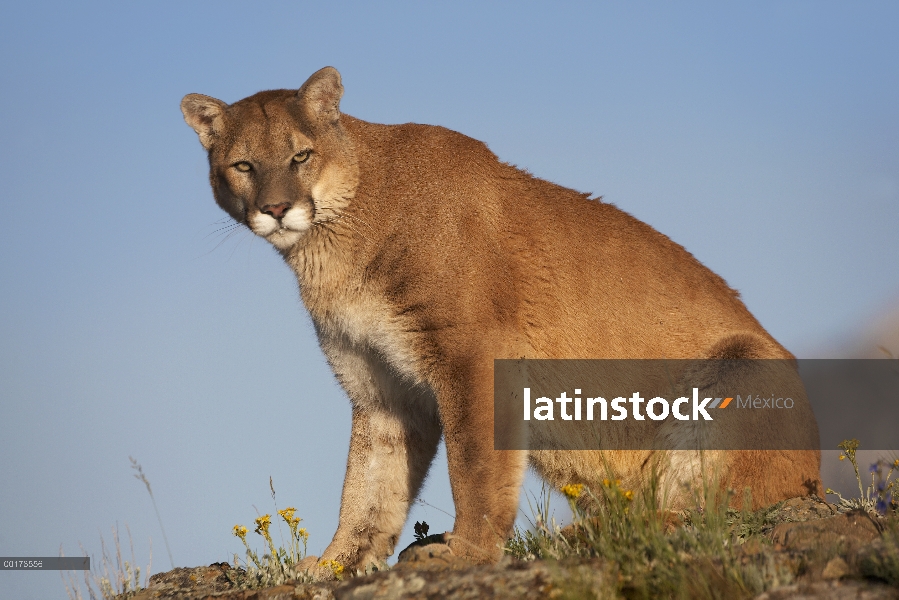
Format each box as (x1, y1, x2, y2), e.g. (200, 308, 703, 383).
(261, 203, 291, 219)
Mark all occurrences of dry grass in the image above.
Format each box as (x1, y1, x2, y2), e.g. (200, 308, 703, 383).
(61, 524, 150, 600)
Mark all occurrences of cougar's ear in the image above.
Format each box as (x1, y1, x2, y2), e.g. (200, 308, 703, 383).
(296, 67, 343, 125)
(181, 94, 227, 150)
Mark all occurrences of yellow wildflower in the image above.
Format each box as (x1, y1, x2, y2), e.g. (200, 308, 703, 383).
(894, 459, 898, 468)
(837, 439, 859, 462)
(615, 479, 622, 487)
(254, 514, 272, 537)
(298, 528, 309, 542)
(839, 455, 845, 461)
(623, 490, 634, 501)
(602, 478, 611, 487)
(232, 525, 248, 541)
(278, 507, 297, 523)
(320, 559, 344, 577)
(561, 483, 584, 500)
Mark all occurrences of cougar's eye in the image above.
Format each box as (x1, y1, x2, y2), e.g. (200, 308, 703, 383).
(234, 162, 252, 172)
(292, 150, 311, 164)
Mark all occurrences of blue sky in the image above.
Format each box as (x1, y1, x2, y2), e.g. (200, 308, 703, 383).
(1, 2, 897, 598)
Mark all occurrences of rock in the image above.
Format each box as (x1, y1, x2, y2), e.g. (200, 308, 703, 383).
(858, 537, 899, 586)
(128, 562, 340, 600)
(770, 510, 881, 554)
(393, 542, 471, 572)
(770, 495, 838, 524)
(334, 560, 603, 600)
(822, 557, 849, 580)
(130, 563, 236, 599)
(753, 580, 899, 599)
(115, 497, 899, 600)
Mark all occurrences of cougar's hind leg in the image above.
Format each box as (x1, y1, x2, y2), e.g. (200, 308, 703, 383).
(660, 333, 821, 510)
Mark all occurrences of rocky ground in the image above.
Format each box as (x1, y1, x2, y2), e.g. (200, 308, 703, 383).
(125, 497, 898, 600)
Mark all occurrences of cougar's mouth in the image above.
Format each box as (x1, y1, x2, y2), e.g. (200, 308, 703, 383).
(249, 207, 314, 249)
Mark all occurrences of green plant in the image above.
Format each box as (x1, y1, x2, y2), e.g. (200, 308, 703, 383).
(825, 439, 898, 515)
(227, 479, 335, 588)
(506, 484, 559, 562)
(859, 513, 899, 585)
(413, 521, 430, 541)
(506, 461, 791, 599)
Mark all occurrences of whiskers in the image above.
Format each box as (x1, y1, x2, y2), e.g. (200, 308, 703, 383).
(197, 217, 256, 261)
(206, 218, 243, 239)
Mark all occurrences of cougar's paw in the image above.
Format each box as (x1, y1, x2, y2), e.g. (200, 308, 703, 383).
(295, 555, 336, 581)
(445, 533, 502, 565)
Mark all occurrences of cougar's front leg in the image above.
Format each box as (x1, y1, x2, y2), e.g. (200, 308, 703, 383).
(440, 357, 528, 563)
(317, 346, 441, 572)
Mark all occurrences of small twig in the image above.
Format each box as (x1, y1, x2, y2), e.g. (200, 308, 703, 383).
(416, 498, 455, 519)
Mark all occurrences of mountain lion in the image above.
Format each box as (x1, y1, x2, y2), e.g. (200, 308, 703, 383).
(181, 67, 820, 573)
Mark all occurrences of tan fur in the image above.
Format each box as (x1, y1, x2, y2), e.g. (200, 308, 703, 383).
(181, 67, 821, 572)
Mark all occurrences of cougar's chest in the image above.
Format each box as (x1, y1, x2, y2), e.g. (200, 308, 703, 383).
(314, 289, 424, 383)
(288, 231, 427, 385)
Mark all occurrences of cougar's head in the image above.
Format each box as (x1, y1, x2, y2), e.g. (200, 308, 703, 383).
(181, 67, 358, 250)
